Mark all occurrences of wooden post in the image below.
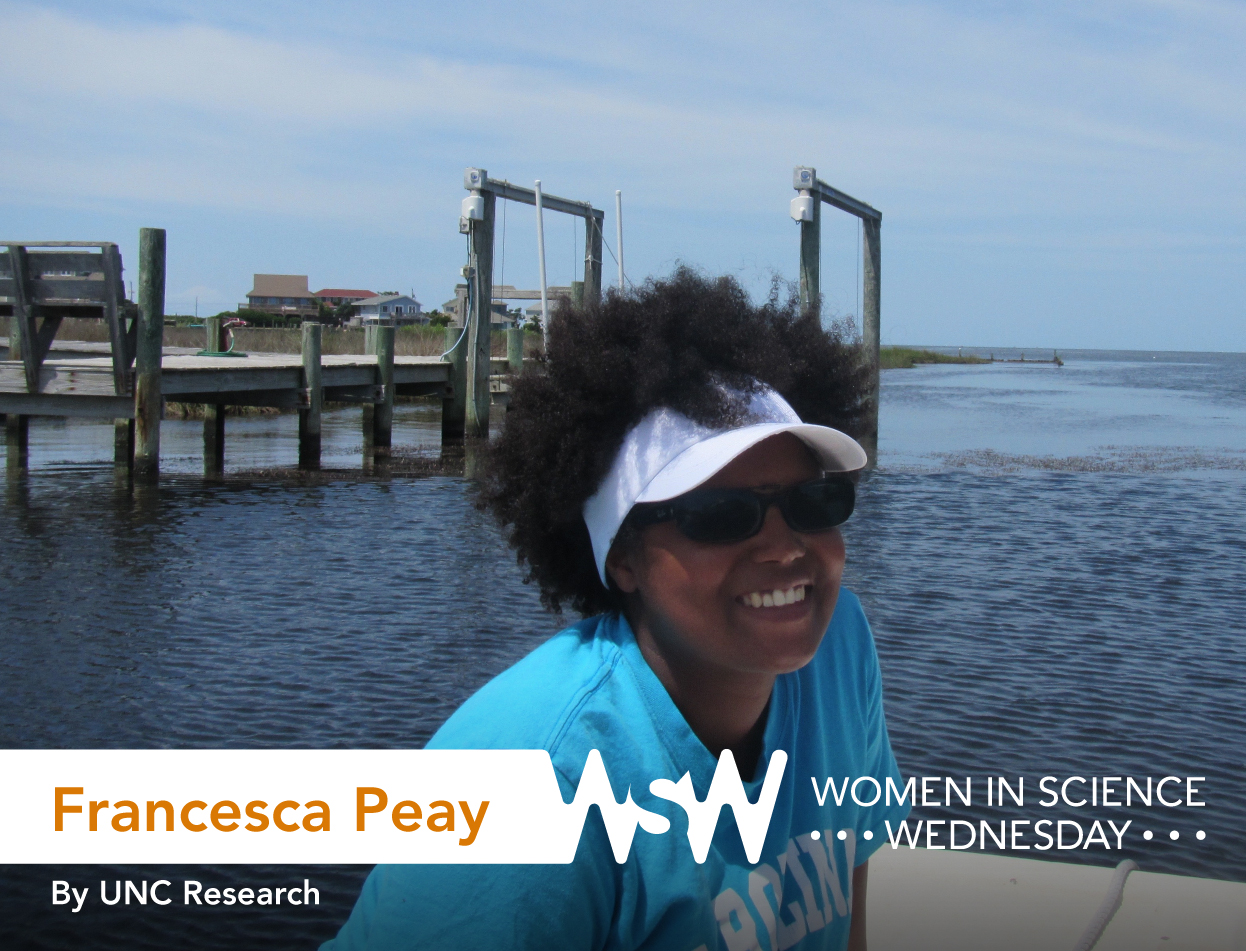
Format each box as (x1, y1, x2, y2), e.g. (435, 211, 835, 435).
(299, 321, 322, 469)
(373, 324, 395, 458)
(133, 228, 165, 483)
(5, 412, 28, 470)
(506, 327, 523, 371)
(114, 419, 134, 474)
(362, 326, 376, 458)
(570, 281, 584, 307)
(4, 279, 29, 468)
(466, 190, 496, 438)
(799, 193, 821, 316)
(441, 326, 467, 444)
(861, 217, 882, 444)
(584, 212, 604, 303)
(205, 314, 223, 353)
(203, 404, 225, 476)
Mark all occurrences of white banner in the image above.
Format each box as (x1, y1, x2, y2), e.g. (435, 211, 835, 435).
(1, 748, 786, 865)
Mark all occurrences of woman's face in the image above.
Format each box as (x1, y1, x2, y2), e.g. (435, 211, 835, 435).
(607, 433, 847, 680)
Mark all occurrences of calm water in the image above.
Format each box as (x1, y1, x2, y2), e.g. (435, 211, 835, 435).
(2, 350, 1244, 949)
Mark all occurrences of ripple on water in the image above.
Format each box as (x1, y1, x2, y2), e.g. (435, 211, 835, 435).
(2, 462, 1245, 948)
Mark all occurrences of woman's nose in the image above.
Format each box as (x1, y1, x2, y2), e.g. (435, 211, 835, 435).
(750, 503, 804, 564)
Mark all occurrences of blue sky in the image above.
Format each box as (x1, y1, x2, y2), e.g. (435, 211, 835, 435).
(2, 0, 1242, 350)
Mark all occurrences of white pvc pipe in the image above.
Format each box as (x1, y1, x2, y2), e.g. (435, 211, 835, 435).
(535, 180, 549, 350)
(615, 190, 624, 291)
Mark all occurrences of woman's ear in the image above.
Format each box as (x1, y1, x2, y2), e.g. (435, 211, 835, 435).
(605, 544, 640, 594)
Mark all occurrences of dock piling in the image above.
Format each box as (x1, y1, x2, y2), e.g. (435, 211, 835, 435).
(5, 412, 28, 469)
(133, 228, 165, 483)
(364, 324, 395, 466)
(114, 419, 134, 475)
(506, 327, 523, 372)
(203, 404, 225, 476)
(441, 327, 467, 443)
(4, 286, 29, 469)
(299, 321, 323, 470)
(793, 167, 882, 464)
(466, 189, 496, 439)
(861, 217, 881, 446)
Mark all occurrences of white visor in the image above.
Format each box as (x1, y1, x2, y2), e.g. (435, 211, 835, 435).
(582, 385, 867, 585)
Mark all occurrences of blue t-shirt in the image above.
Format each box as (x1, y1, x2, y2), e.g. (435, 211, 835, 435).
(324, 589, 908, 951)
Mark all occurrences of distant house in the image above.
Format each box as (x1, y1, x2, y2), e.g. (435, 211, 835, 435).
(443, 283, 568, 329)
(354, 294, 425, 326)
(314, 288, 376, 308)
(243, 274, 319, 319)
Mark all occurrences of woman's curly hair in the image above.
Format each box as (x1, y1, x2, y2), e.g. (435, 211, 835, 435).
(476, 266, 869, 618)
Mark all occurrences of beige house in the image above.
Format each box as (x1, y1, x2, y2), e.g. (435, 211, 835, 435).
(242, 274, 319, 319)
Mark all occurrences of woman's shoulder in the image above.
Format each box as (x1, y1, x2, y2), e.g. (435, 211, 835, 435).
(425, 613, 632, 754)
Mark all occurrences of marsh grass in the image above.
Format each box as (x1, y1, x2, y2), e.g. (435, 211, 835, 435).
(880, 346, 990, 369)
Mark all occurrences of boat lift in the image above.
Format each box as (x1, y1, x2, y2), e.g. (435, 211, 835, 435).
(791, 166, 882, 456)
(459, 169, 605, 438)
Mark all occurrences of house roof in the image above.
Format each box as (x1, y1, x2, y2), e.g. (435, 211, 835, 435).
(356, 294, 421, 307)
(250, 274, 314, 298)
(313, 288, 375, 299)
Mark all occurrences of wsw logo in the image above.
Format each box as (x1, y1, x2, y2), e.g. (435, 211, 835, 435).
(566, 749, 788, 863)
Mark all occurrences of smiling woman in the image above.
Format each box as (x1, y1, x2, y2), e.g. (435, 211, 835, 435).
(323, 268, 909, 951)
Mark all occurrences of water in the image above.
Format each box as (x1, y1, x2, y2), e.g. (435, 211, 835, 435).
(2, 350, 1244, 949)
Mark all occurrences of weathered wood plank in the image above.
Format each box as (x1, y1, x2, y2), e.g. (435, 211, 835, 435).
(0, 361, 118, 396)
(0, 392, 134, 419)
(392, 362, 452, 385)
(162, 367, 303, 395)
(26, 278, 110, 302)
(23, 251, 108, 276)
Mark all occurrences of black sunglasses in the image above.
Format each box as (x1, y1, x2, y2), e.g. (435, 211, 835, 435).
(626, 475, 855, 544)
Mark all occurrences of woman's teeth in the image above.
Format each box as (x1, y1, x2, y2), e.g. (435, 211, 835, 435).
(743, 585, 807, 608)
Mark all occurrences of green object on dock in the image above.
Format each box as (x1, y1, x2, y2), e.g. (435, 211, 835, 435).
(196, 314, 247, 358)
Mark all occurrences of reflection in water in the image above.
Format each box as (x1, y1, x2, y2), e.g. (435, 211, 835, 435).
(2, 352, 1244, 949)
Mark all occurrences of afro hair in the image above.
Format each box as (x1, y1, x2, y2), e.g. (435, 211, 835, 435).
(476, 266, 869, 618)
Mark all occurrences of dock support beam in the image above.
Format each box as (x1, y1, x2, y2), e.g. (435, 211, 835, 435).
(5, 304, 29, 469)
(461, 169, 606, 434)
(133, 227, 165, 483)
(466, 189, 496, 439)
(585, 214, 603, 305)
(114, 419, 134, 475)
(506, 327, 523, 371)
(793, 167, 882, 462)
(299, 321, 322, 470)
(442, 327, 467, 444)
(799, 195, 821, 314)
(364, 324, 395, 466)
(861, 217, 881, 447)
(203, 404, 225, 476)
(5, 413, 28, 469)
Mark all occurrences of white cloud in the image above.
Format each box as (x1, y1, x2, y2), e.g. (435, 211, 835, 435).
(1, 0, 1243, 347)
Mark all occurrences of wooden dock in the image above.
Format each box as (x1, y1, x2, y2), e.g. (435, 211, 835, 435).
(0, 344, 450, 419)
(0, 334, 520, 474)
(1, 226, 533, 479)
